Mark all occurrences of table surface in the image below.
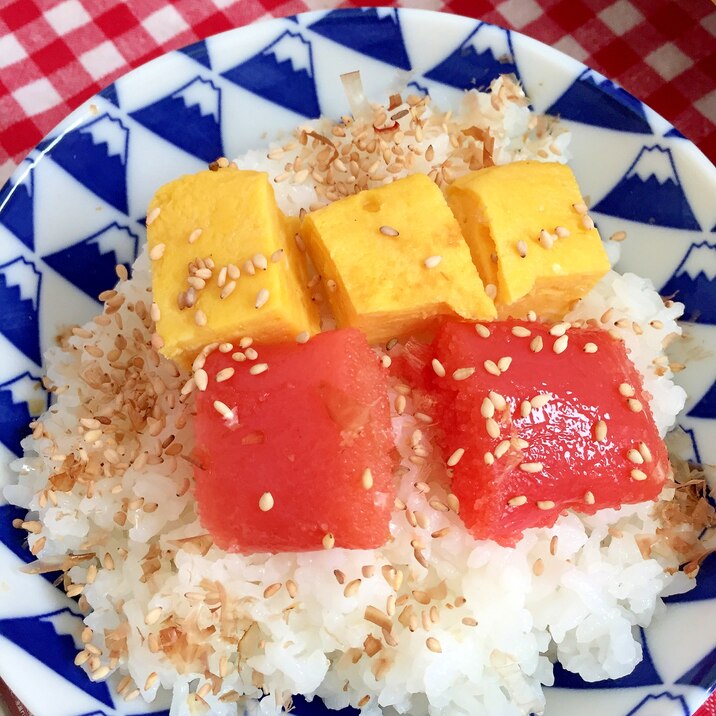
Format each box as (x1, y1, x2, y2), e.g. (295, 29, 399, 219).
(0, 0, 715, 715)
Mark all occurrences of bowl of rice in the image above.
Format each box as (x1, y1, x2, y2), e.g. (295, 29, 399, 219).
(0, 8, 715, 716)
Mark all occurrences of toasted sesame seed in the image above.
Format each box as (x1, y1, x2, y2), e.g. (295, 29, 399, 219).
(194, 368, 208, 391)
(583, 342, 598, 353)
(555, 226, 570, 238)
(475, 323, 490, 338)
(249, 363, 268, 376)
(216, 367, 235, 383)
(149, 243, 165, 260)
(452, 367, 475, 381)
(380, 225, 400, 237)
(516, 240, 528, 258)
(485, 418, 500, 439)
(365, 605, 391, 631)
(619, 382, 635, 397)
(257, 491, 274, 512)
(508, 495, 527, 507)
(447, 448, 465, 467)
(426, 637, 442, 653)
(593, 420, 607, 442)
(610, 230, 627, 242)
(627, 398, 643, 413)
(361, 467, 373, 490)
(530, 336, 543, 353)
(431, 358, 446, 377)
(386, 338, 399, 351)
(511, 326, 531, 337)
(263, 582, 282, 599)
(483, 360, 501, 376)
(255, 288, 270, 309)
(631, 468, 648, 481)
(213, 400, 234, 419)
(322, 533, 336, 549)
(536, 500, 555, 510)
(424, 255, 442, 269)
(553, 335, 569, 354)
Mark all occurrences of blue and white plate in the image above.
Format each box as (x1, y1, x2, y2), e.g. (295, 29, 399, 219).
(0, 8, 714, 716)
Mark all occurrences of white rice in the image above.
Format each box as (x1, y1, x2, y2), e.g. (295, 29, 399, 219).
(3, 81, 695, 716)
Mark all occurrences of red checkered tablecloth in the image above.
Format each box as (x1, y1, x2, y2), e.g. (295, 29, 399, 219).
(0, 1, 715, 715)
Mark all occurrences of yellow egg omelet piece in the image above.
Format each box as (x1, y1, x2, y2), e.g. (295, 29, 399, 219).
(299, 174, 496, 344)
(447, 161, 610, 319)
(147, 168, 319, 367)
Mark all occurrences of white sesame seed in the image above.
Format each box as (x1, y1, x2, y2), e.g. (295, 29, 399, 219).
(149, 243, 165, 261)
(519, 462, 543, 473)
(508, 495, 527, 507)
(494, 440, 510, 458)
(245, 347, 258, 360)
(431, 358, 446, 377)
(627, 448, 644, 464)
(216, 367, 235, 383)
(381, 355, 392, 368)
(483, 360, 501, 376)
(144, 606, 163, 625)
(296, 331, 310, 344)
(252, 254, 268, 271)
(536, 500, 555, 510)
(631, 468, 648, 481)
(497, 356, 512, 372)
(511, 326, 531, 337)
(527, 310, 537, 322)
(227, 263, 240, 280)
(426, 637, 442, 653)
(231, 352, 246, 362)
(150, 302, 161, 322)
(554, 226, 570, 238)
(194, 369, 208, 391)
(395, 395, 406, 414)
(638, 442, 653, 462)
(480, 397, 495, 418)
(579, 211, 596, 231)
(452, 367, 475, 381)
(271, 249, 284, 263)
(484, 451, 495, 465)
(447, 448, 465, 467)
(294, 233, 306, 252)
(572, 202, 588, 215)
(584, 491, 595, 505)
(538, 229, 554, 249)
(516, 240, 528, 258)
(530, 336, 543, 353)
(610, 230, 627, 242)
(593, 420, 607, 442)
(361, 468, 373, 490)
(627, 398, 643, 413)
(485, 284, 497, 300)
(530, 393, 551, 409)
(219, 342, 233, 353)
(187, 276, 206, 291)
(552, 335, 569, 354)
(520, 400, 532, 418)
(259, 492, 274, 511)
(549, 322, 570, 337)
(243, 260, 256, 276)
(489, 391, 506, 411)
(424, 255, 442, 269)
(213, 400, 234, 419)
(485, 418, 500, 439)
(380, 225, 400, 237)
(220, 281, 236, 299)
(583, 342, 598, 353)
(249, 363, 268, 376)
(195, 310, 207, 327)
(322, 533, 335, 550)
(255, 288, 270, 309)
(618, 382, 635, 397)
(475, 323, 490, 338)
(239, 337, 253, 349)
(188, 228, 202, 244)
(146, 206, 161, 226)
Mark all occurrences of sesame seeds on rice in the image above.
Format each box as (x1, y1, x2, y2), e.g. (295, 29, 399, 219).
(1, 78, 704, 716)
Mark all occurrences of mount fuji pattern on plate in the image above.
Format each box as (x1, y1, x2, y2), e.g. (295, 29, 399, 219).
(0, 9, 714, 716)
